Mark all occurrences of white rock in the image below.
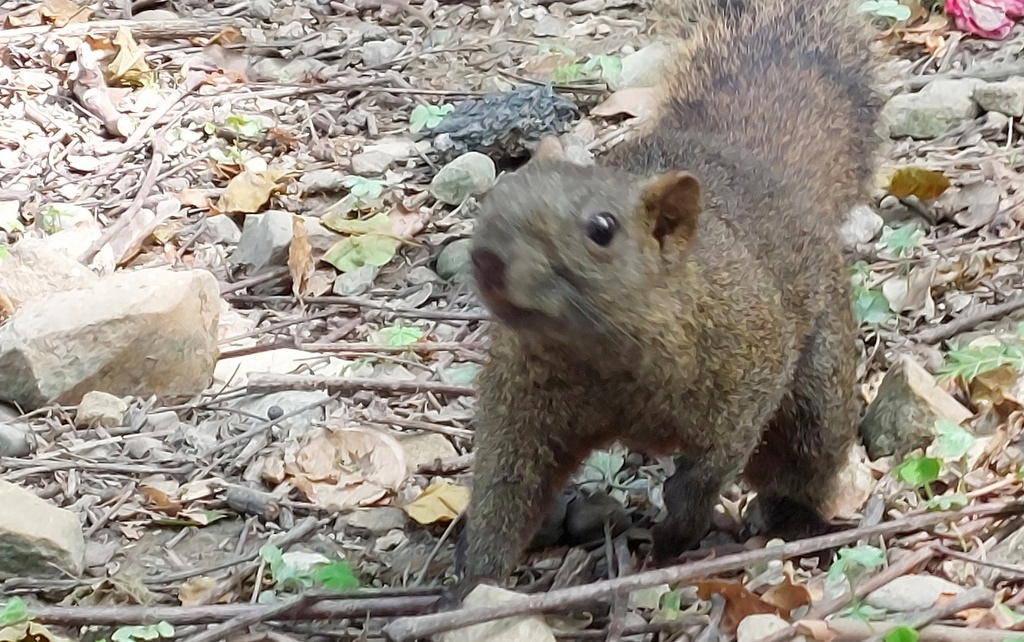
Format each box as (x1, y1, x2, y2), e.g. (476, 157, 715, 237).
(344, 507, 408, 533)
(738, 614, 807, 642)
(973, 77, 1024, 117)
(881, 79, 980, 139)
(362, 136, 424, 161)
(361, 39, 403, 67)
(866, 574, 964, 612)
(0, 236, 98, 308)
(0, 268, 220, 410)
(840, 204, 884, 248)
(0, 422, 33, 457)
(0, 480, 85, 578)
(439, 584, 556, 642)
(429, 152, 496, 205)
(75, 391, 128, 429)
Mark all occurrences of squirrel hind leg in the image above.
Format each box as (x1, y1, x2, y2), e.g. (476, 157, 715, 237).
(741, 306, 859, 541)
(649, 458, 724, 564)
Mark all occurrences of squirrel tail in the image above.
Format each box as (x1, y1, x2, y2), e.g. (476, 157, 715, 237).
(650, 0, 881, 221)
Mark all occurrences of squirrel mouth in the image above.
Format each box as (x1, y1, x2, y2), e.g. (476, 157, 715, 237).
(478, 285, 538, 326)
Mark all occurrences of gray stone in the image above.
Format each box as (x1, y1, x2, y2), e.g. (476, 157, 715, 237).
(75, 391, 128, 429)
(0, 423, 33, 457)
(840, 204, 884, 248)
(344, 507, 408, 533)
(334, 265, 379, 295)
(0, 268, 220, 410)
(301, 216, 344, 256)
(859, 356, 973, 458)
(0, 237, 98, 308)
(866, 575, 964, 612)
(429, 152, 496, 205)
(567, 0, 606, 13)
(881, 79, 980, 139)
(351, 150, 393, 176)
(532, 14, 564, 36)
(300, 169, 350, 194)
(439, 584, 555, 642)
(973, 77, 1024, 117)
(201, 215, 242, 245)
(435, 239, 472, 281)
(0, 480, 85, 578)
(616, 42, 671, 90)
(361, 39, 403, 68)
(233, 390, 330, 434)
(231, 210, 294, 272)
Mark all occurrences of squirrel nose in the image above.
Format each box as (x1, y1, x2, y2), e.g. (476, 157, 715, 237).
(470, 248, 507, 294)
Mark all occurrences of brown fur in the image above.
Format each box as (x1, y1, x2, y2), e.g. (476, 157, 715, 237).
(457, 0, 881, 588)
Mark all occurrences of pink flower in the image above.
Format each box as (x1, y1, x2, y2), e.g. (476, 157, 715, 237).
(945, 0, 1024, 39)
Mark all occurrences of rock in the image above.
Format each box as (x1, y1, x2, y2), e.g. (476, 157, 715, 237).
(0, 269, 220, 410)
(362, 136, 424, 161)
(397, 433, 458, 469)
(532, 14, 564, 36)
(74, 391, 128, 429)
(530, 491, 571, 549)
(859, 356, 973, 459)
(133, 8, 179, 19)
(567, 0, 606, 13)
(738, 614, 807, 642)
(616, 42, 671, 90)
(0, 423, 33, 457)
(300, 169, 350, 194)
(429, 152, 496, 205)
(0, 236, 98, 308)
(350, 150, 394, 176)
(231, 210, 294, 272)
(361, 38, 403, 67)
(973, 77, 1024, 117)
(435, 239, 472, 281)
(334, 265, 379, 295)
(439, 584, 556, 642)
(881, 79, 980, 139)
(840, 204, 885, 248)
(201, 215, 242, 245)
(0, 480, 86, 578)
(343, 507, 408, 534)
(866, 574, 964, 612)
(233, 390, 330, 434)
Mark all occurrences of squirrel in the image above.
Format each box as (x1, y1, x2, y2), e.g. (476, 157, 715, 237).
(455, 0, 882, 592)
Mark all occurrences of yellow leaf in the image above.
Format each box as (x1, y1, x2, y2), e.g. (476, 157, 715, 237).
(110, 27, 153, 85)
(289, 216, 314, 299)
(178, 576, 220, 606)
(403, 481, 470, 525)
(41, 0, 91, 25)
(887, 167, 950, 201)
(215, 169, 286, 213)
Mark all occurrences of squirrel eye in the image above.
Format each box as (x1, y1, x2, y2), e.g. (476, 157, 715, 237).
(585, 212, 619, 247)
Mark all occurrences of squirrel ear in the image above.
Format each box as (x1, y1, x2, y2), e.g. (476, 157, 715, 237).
(641, 171, 702, 246)
(533, 136, 567, 161)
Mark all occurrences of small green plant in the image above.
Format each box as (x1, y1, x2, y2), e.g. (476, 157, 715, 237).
(858, 0, 912, 21)
(378, 322, 424, 347)
(344, 176, 385, 202)
(224, 113, 265, 137)
(931, 419, 975, 460)
(0, 246, 9, 260)
(938, 343, 1024, 383)
(259, 544, 359, 593)
(110, 622, 175, 642)
(555, 54, 623, 85)
(409, 103, 454, 133)
(850, 261, 892, 325)
(0, 597, 29, 627)
(884, 625, 920, 642)
(878, 223, 924, 258)
(828, 545, 887, 619)
(894, 455, 941, 489)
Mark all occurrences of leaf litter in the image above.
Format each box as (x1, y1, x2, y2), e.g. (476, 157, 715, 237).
(0, 0, 1023, 639)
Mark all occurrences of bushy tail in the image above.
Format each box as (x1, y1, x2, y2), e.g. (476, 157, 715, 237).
(650, 0, 881, 221)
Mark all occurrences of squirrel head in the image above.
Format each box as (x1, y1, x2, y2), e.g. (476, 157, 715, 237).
(469, 136, 702, 347)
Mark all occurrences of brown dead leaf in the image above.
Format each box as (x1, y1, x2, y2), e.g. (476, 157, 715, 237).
(178, 576, 221, 606)
(761, 574, 813, 614)
(389, 208, 428, 240)
(897, 14, 950, 54)
(262, 455, 286, 485)
(404, 481, 471, 524)
(140, 484, 183, 514)
(694, 580, 780, 633)
(289, 215, 314, 300)
(109, 27, 153, 86)
(214, 169, 287, 214)
(41, 0, 91, 25)
(176, 188, 213, 210)
(591, 87, 659, 121)
(888, 167, 950, 201)
(0, 621, 70, 642)
(970, 364, 1021, 410)
(795, 619, 838, 642)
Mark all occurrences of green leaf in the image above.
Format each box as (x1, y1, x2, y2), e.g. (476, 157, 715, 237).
(931, 420, 975, 460)
(583, 55, 623, 85)
(224, 113, 265, 137)
(894, 456, 941, 487)
(878, 224, 923, 258)
(111, 622, 175, 642)
(323, 235, 400, 273)
(441, 364, 481, 385)
(925, 493, 969, 511)
(312, 560, 360, 590)
(0, 597, 29, 627)
(0, 246, 8, 260)
(827, 545, 885, 584)
(378, 323, 424, 347)
(853, 286, 892, 324)
(344, 176, 385, 201)
(409, 103, 454, 133)
(322, 211, 392, 236)
(938, 344, 1024, 383)
(884, 625, 919, 642)
(554, 63, 584, 83)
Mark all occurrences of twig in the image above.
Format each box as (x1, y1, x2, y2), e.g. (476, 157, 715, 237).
(0, 17, 239, 43)
(381, 502, 1021, 641)
(246, 373, 476, 398)
(225, 294, 489, 321)
(913, 294, 1024, 344)
(808, 620, 1020, 642)
(180, 593, 314, 642)
(862, 587, 995, 642)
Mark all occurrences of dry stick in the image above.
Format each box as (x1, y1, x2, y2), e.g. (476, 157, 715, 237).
(226, 294, 489, 322)
(0, 17, 238, 43)
(913, 294, 1024, 344)
(179, 593, 314, 642)
(813, 620, 1016, 642)
(755, 544, 939, 642)
(246, 373, 476, 398)
(381, 502, 1021, 642)
(860, 586, 995, 642)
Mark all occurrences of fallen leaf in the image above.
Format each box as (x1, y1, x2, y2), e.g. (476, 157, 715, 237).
(887, 167, 951, 201)
(176, 188, 212, 209)
(389, 208, 428, 240)
(694, 580, 780, 633)
(795, 619, 838, 642)
(178, 576, 220, 606)
(109, 27, 153, 86)
(404, 481, 471, 524)
(140, 484, 183, 514)
(41, 0, 91, 25)
(761, 575, 813, 614)
(881, 262, 938, 319)
(591, 87, 659, 120)
(214, 169, 286, 213)
(289, 215, 314, 299)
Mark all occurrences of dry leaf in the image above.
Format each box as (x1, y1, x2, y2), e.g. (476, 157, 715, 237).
(214, 169, 287, 213)
(389, 208, 428, 240)
(887, 167, 951, 201)
(41, 0, 91, 25)
(140, 484, 183, 514)
(591, 87, 659, 120)
(881, 262, 938, 319)
(178, 576, 221, 606)
(109, 27, 153, 85)
(404, 481, 471, 524)
(176, 188, 213, 209)
(5, 6, 44, 27)
(795, 619, 838, 642)
(289, 215, 314, 299)
(694, 580, 780, 633)
(761, 575, 813, 614)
